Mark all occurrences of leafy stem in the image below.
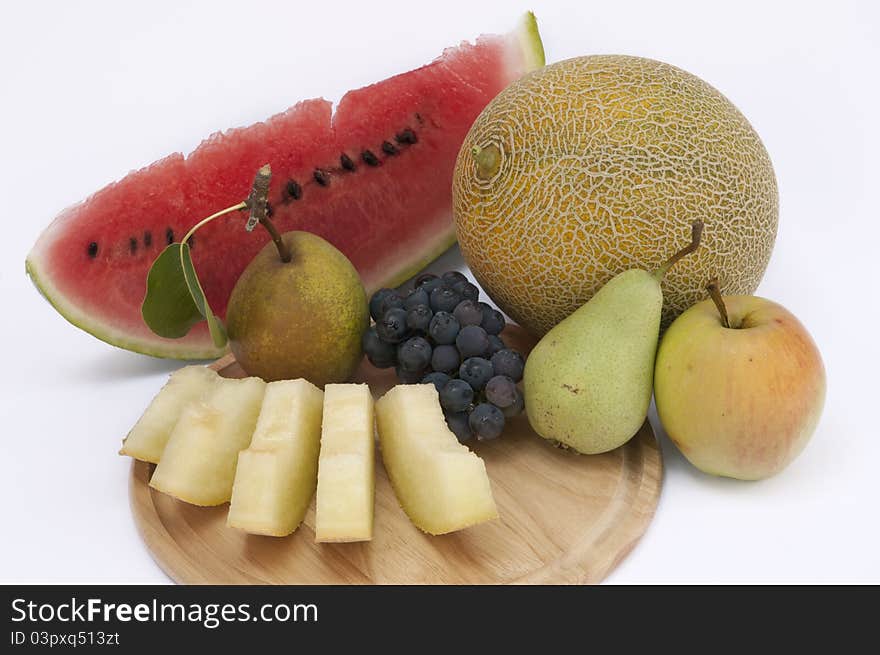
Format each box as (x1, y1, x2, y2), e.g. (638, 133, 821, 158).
(141, 163, 281, 350)
(178, 200, 248, 304)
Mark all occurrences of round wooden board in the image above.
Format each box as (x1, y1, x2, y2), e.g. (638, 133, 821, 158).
(130, 326, 662, 584)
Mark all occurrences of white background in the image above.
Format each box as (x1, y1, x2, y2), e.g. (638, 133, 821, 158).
(1, 0, 877, 583)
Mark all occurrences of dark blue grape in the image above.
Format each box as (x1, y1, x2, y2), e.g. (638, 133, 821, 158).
(442, 271, 468, 286)
(376, 307, 408, 343)
(459, 357, 494, 390)
(404, 287, 430, 310)
(431, 344, 460, 373)
(452, 280, 480, 302)
(480, 308, 506, 335)
(428, 311, 460, 345)
(422, 371, 451, 392)
(406, 304, 433, 332)
(429, 286, 461, 313)
(439, 379, 474, 413)
(486, 334, 506, 357)
(396, 364, 426, 384)
(469, 403, 505, 440)
(415, 272, 439, 287)
(485, 375, 517, 409)
(369, 288, 396, 322)
(501, 387, 525, 418)
(456, 325, 489, 359)
(397, 336, 432, 372)
(418, 276, 445, 295)
(491, 349, 525, 382)
(362, 326, 396, 368)
(379, 292, 404, 318)
(453, 300, 483, 327)
(444, 410, 473, 443)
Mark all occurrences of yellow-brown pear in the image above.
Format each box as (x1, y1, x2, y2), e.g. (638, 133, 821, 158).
(226, 231, 368, 386)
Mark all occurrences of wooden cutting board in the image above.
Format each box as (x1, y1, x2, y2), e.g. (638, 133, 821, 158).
(129, 326, 662, 584)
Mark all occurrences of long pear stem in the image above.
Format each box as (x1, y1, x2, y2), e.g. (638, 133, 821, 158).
(259, 215, 291, 263)
(706, 278, 731, 329)
(653, 219, 704, 280)
(247, 164, 291, 263)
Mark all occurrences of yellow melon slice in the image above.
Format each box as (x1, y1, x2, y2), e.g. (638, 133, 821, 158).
(314, 384, 374, 543)
(149, 376, 265, 506)
(375, 384, 498, 535)
(227, 379, 324, 536)
(120, 365, 218, 463)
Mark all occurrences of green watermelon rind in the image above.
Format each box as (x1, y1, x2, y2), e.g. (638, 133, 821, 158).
(26, 15, 544, 361)
(517, 11, 546, 71)
(25, 258, 228, 360)
(372, 11, 544, 293)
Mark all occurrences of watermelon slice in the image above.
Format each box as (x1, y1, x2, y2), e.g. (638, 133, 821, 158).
(27, 15, 544, 359)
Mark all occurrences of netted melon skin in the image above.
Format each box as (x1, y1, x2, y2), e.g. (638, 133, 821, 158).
(453, 55, 778, 335)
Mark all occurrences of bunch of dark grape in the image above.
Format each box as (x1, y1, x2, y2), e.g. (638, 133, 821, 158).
(362, 271, 526, 443)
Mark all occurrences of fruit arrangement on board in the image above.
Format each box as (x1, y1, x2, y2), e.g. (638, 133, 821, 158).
(32, 11, 826, 556)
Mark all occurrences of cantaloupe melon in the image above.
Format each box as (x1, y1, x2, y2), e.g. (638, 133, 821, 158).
(120, 365, 218, 463)
(453, 55, 778, 335)
(227, 379, 324, 537)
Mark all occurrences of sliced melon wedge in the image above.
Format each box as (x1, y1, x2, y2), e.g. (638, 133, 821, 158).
(315, 384, 375, 543)
(227, 379, 324, 536)
(375, 384, 498, 535)
(120, 365, 218, 463)
(149, 376, 265, 506)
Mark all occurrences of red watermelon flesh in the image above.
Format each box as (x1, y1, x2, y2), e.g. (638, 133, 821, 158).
(27, 15, 544, 359)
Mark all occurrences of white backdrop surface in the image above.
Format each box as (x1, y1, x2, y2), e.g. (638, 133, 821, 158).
(0, 0, 877, 583)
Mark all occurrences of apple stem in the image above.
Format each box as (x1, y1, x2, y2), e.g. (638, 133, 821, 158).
(706, 278, 731, 329)
(653, 220, 704, 280)
(246, 164, 292, 263)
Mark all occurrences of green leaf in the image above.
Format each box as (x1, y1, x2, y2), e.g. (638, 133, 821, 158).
(141, 244, 205, 339)
(179, 243, 227, 348)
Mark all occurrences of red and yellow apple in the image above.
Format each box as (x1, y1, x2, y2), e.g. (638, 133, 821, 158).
(654, 292, 825, 480)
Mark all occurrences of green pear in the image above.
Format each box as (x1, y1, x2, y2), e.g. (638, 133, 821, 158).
(523, 221, 702, 454)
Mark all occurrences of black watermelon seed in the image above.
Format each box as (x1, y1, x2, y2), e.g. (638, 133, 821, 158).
(395, 128, 418, 145)
(340, 153, 356, 171)
(415, 113, 424, 125)
(143, 230, 152, 247)
(266, 202, 274, 218)
(381, 141, 399, 156)
(361, 150, 380, 167)
(314, 169, 330, 186)
(129, 237, 138, 254)
(87, 242, 98, 258)
(166, 228, 174, 245)
(189, 235, 195, 249)
(286, 179, 302, 200)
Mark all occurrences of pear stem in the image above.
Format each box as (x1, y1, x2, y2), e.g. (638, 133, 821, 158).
(246, 164, 291, 263)
(259, 214, 291, 263)
(653, 220, 704, 280)
(706, 278, 731, 329)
